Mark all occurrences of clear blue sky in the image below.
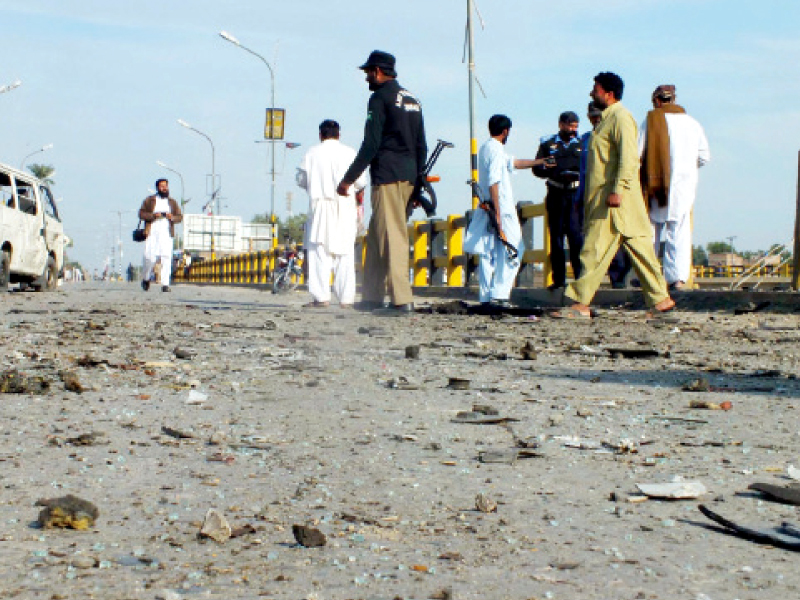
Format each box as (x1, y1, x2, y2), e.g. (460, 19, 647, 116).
(1, 0, 798, 270)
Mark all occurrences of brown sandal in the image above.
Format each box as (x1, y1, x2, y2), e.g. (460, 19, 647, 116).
(550, 307, 591, 320)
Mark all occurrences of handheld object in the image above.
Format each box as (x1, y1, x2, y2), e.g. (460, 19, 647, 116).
(406, 139, 454, 219)
(468, 179, 519, 264)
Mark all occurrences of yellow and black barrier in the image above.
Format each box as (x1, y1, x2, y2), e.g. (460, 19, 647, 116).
(172, 202, 793, 289)
(174, 201, 555, 288)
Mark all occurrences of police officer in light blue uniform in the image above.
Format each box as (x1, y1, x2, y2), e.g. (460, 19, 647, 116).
(533, 111, 584, 290)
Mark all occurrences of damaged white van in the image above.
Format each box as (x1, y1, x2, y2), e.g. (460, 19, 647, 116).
(0, 163, 65, 291)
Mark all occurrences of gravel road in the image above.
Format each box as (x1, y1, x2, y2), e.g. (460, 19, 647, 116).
(1, 282, 799, 600)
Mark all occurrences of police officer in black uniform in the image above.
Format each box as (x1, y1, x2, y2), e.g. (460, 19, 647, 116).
(338, 50, 427, 313)
(533, 111, 584, 290)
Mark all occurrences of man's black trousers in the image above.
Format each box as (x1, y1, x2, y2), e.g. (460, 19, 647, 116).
(545, 187, 584, 288)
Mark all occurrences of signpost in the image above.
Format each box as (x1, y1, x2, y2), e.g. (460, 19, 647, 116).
(265, 108, 285, 140)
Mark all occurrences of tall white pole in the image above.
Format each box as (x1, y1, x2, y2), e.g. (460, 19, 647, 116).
(219, 31, 278, 246)
(467, 0, 478, 210)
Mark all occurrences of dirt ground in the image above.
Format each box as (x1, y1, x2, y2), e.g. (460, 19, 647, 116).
(1, 282, 800, 600)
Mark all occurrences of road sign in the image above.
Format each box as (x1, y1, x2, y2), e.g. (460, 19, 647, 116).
(265, 108, 285, 140)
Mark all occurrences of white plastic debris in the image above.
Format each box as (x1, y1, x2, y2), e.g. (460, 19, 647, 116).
(186, 390, 208, 405)
(636, 481, 707, 499)
(788, 464, 800, 481)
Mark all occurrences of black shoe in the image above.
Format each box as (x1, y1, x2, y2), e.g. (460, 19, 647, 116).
(162, 286, 171, 292)
(547, 283, 564, 292)
(489, 299, 512, 308)
(141, 280, 150, 291)
(393, 303, 415, 313)
(373, 302, 415, 316)
(354, 301, 384, 312)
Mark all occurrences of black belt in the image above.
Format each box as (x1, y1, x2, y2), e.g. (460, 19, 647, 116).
(547, 180, 579, 190)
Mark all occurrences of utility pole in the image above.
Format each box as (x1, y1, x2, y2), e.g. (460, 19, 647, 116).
(467, 0, 478, 210)
(726, 235, 737, 255)
(793, 150, 800, 290)
(110, 210, 131, 279)
(286, 191, 293, 217)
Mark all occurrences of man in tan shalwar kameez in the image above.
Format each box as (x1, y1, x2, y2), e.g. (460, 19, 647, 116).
(558, 72, 674, 319)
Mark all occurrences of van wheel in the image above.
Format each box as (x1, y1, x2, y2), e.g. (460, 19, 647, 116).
(34, 256, 57, 292)
(0, 251, 9, 290)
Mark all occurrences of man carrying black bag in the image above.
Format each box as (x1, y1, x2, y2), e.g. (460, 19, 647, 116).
(138, 178, 182, 292)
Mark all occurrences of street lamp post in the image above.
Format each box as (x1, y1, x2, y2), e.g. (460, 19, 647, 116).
(177, 119, 217, 259)
(110, 210, 132, 279)
(156, 160, 190, 212)
(219, 30, 278, 244)
(20, 143, 54, 170)
(0, 79, 21, 94)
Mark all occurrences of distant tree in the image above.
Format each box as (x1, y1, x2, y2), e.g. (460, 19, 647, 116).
(251, 212, 307, 246)
(706, 241, 733, 254)
(768, 243, 792, 262)
(27, 163, 56, 186)
(692, 245, 708, 267)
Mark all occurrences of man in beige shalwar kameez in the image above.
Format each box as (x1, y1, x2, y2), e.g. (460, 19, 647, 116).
(559, 72, 674, 318)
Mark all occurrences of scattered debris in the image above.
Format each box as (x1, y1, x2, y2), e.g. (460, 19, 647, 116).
(292, 524, 326, 548)
(788, 465, 800, 481)
(208, 431, 227, 445)
(230, 523, 257, 538)
(59, 370, 84, 393)
(520, 340, 537, 360)
(636, 480, 707, 499)
(475, 493, 498, 513)
(199, 509, 231, 543)
(683, 377, 711, 392)
(606, 346, 660, 359)
(698, 504, 800, 551)
(646, 415, 709, 424)
(446, 377, 471, 390)
(452, 411, 519, 424)
(173, 347, 196, 360)
(478, 449, 544, 464)
(405, 345, 420, 359)
(61, 432, 106, 446)
(161, 426, 195, 439)
(0, 369, 50, 394)
(689, 399, 733, 410)
(748, 482, 800, 506)
(734, 301, 771, 315)
(387, 376, 419, 390)
(35, 495, 99, 530)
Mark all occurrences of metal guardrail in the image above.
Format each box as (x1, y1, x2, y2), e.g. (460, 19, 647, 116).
(692, 264, 793, 279)
(173, 202, 794, 289)
(174, 201, 555, 287)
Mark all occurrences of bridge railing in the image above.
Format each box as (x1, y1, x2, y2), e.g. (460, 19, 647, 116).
(174, 201, 554, 287)
(692, 264, 792, 279)
(173, 203, 793, 288)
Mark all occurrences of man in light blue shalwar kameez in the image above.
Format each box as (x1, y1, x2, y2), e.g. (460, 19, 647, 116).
(464, 114, 541, 306)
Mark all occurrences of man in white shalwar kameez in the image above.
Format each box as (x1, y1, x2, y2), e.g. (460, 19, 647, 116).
(639, 84, 710, 289)
(463, 115, 541, 306)
(139, 179, 182, 292)
(296, 120, 367, 307)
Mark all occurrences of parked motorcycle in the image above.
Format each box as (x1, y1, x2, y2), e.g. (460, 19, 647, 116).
(272, 247, 303, 294)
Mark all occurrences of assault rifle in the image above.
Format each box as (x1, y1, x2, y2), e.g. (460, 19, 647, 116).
(406, 139, 454, 219)
(468, 179, 519, 264)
